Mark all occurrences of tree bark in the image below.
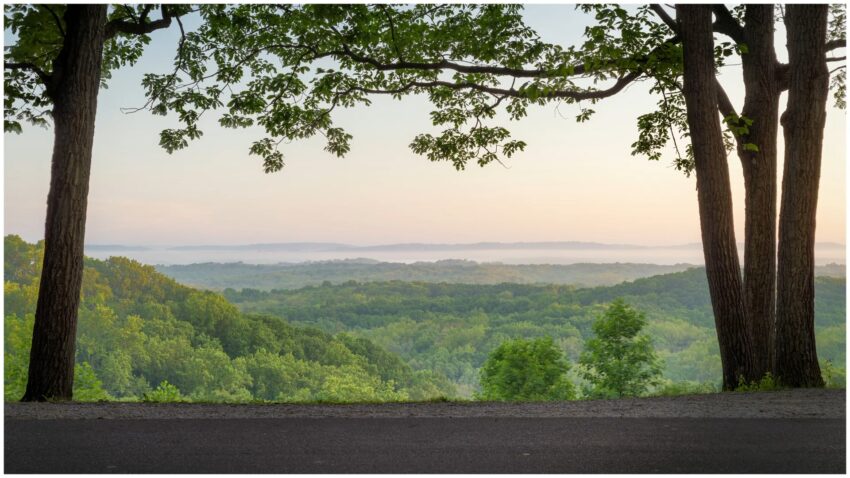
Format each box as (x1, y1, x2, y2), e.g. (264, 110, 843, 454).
(22, 5, 107, 401)
(737, 5, 780, 378)
(678, 5, 756, 389)
(774, 5, 828, 388)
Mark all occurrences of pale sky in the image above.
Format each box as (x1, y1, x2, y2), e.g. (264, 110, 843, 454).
(4, 5, 846, 246)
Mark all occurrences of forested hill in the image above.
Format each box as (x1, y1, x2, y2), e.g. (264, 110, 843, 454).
(157, 260, 845, 292)
(4, 236, 454, 401)
(224, 269, 846, 396)
(157, 261, 697, 290)
(6, 235, 845, 401)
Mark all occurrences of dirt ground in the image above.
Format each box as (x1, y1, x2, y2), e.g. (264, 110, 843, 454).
(5, 388, 844, 420)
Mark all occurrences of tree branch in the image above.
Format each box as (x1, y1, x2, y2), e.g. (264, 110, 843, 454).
(650, 4, 679, 33)
(380, 5, 404, 63)
(776, 51, 845, 92)
(42, 5, 65, 37)
(826, 39, 846, 52)
(334, 43, 574, 78)
(4, 62, 52, 87)
(139, 4, 153, 22)
(712, 5, 746, 44)
(105, 5, 175, 40)
(341, 71, 642, 102)
(121, 5, 138, 24)
(715, 78, 737, 120)
(332, 33, 681, 81)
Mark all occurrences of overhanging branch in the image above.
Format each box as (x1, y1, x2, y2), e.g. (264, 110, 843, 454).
(105, 5, 176, 40)
(4, 61, 52, 87)
(341, 71, 642, 101)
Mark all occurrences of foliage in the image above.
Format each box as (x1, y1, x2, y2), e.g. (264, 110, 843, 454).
(10, 5, 840, 171)
(652, 379, 719, 397)
(143, 381, 184, 403)
(72, 362, 111, 402)
(820, 360, 846, 389)
(135, 5, 844, 177)
(223, 265, 845, 397)
(5, 236, 845, 401)
(734, 373, 781, 393)
(4, 236, 453, 402)
(3, 4, 192, 133)
(579, 300, 663, 398)
(138, 5, 690, 173)
(478, 337, 575, 401)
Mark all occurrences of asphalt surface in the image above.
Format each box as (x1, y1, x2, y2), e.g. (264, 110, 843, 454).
(5, 416, 845, 473)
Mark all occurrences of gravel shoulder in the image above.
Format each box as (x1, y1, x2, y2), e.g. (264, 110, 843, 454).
(5, 388, 844, 420)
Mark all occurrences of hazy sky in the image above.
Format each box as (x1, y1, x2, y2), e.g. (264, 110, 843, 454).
(4, 6, 846, 246)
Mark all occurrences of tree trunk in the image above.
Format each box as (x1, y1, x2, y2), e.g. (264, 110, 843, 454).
(738, 5, 780, 378)
(678, 5, 756, 390)
(22, 5, 107, 402)
(774, 5, 828, 388)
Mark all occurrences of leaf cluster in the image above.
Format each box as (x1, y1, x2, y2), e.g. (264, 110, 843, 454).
(4, 4, 189, 133)
(142, 4, 673, 171)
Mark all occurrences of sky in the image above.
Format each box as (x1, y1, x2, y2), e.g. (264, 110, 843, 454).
(4, 5, 847, 247)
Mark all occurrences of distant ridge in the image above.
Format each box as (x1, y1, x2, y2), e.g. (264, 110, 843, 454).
(167, 242, 352, 252)
(86, 240, 846, 252)
(84, 244, 150, 251)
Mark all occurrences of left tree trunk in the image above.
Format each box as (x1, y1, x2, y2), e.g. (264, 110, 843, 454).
(773, 5, 829, 388)
(678, 4, 757, 390)
(22, 5, 107, 401)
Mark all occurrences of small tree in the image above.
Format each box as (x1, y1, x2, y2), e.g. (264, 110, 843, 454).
(579, 300, 662, 398)
(142, 380, 185, 403)
(478, 337, 575, 402)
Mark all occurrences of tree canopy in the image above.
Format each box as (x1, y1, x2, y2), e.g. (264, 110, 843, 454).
(139, 4, 844, 174)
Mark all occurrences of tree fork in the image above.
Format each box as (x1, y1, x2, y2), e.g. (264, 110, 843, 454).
(22, 5, 107, 401)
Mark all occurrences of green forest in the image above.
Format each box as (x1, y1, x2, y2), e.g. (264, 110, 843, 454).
(5, 235, 846, 401)
(158, 260, 697, 290)
(157, 260, 846, 292)
(5, 236, 453, 402)
(222, 266, 846, 396)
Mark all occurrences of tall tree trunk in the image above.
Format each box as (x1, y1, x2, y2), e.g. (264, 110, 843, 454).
(774, 5, 828, 388)
(678, 5, 756, 390)
(738, 5, 780, 378)
(22, 5, 107, 402)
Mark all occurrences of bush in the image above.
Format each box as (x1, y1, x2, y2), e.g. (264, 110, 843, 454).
(653, 380, 719, 397)
(478, 337, 575, 401)
(821, 360, 846, 389)
(73, 362, 111, 402)
(143, 381, 185, 402)
(735, 373, 782, 392)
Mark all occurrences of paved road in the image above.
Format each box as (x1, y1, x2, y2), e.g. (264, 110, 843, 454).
(5, 417, 844, 473)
